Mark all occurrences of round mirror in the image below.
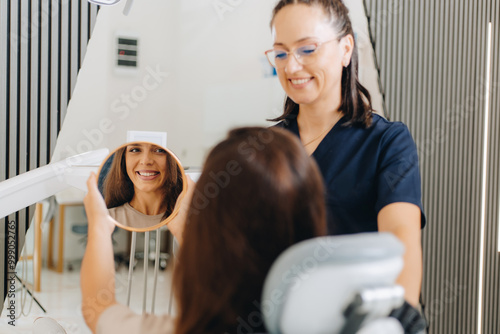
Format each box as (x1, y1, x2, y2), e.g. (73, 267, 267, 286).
(97, 142, 187, 232)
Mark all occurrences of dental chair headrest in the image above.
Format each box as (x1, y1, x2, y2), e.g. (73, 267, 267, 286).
(261, 232, 405, 334)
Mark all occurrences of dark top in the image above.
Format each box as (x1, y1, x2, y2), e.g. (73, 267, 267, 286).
(276, 113, 426, 235)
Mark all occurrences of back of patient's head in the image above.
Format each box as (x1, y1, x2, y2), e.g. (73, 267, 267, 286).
(174, 127, 326, 334)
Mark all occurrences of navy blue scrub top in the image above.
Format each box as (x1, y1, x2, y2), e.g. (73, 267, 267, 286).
(276, 113, 426, 235)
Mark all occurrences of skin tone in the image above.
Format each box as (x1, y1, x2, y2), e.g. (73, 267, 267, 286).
(125, 143, 168, 215)
(81, 173, 118, 333)
(378, 203, 423, 307)
(81, 173, 194, 333)
(272, 4, 422, 306)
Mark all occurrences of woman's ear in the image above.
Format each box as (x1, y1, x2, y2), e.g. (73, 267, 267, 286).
(340, 34, 354, 67)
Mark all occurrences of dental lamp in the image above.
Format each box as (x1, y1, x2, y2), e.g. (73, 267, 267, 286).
(87, 0, 134, 16)
(0, 149, 109, 220)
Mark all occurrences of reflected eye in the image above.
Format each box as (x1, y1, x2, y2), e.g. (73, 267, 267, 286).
(154, 148, 167, 154)
(128, 148, 141, 153)
(297, 45, 317, 56)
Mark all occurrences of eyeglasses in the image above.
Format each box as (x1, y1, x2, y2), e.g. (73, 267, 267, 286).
(265, 39, 338, 69)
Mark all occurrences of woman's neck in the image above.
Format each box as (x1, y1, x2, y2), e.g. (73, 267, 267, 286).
(296, 94, 343, 155)
(129, 191, 165, 215)
(297, 100, 343, 133)
(296, 87, 342, 131)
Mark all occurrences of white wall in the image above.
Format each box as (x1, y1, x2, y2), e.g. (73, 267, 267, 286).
(53, 0, 282, 168)
(345, 0, 385, 116)
(53, 0, 383, 169)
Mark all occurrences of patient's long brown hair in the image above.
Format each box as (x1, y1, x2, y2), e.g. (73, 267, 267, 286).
(103, 144, 183, 220)
(173, 127, 326, 334)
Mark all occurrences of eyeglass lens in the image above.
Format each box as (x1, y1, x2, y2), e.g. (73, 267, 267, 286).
(267, 44, 319, 68)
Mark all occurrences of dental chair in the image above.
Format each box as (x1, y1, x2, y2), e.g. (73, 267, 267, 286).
(32, 233, 421, 334)
(262, 232, 420, 334)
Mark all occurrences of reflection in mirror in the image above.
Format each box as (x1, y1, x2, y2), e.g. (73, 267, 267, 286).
(98, 142, 185, 232)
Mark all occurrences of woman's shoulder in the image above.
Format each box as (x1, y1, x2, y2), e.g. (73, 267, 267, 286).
(108, 204, 126, 218)
(108, 204, 140, 226)
(370, 113, 408, 130)
(366, 113, 415, 144)
(336, 113, 416, 156)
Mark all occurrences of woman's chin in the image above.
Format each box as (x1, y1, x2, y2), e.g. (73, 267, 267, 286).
(283, 90, 318, 105)
(286, 95, 317, 106)
(134, 186, 162, 196)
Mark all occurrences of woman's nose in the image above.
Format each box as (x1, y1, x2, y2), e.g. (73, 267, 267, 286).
(140, 152, 154, 165)
(284, 53, 303, 73)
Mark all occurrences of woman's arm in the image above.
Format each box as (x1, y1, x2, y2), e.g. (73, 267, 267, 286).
(81, 173, 118, 333)
(378, 202, 422, 307)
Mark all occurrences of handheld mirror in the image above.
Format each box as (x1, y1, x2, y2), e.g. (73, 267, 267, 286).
(97, 141, 187, 232)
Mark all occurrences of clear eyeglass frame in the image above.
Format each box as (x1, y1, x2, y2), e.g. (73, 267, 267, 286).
(264, 38, 338, 69)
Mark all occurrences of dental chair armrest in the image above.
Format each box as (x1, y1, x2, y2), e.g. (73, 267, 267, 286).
(389, 301, 427, 334)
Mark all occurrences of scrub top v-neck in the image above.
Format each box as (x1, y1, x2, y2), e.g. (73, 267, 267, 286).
(276, 112, 426, 235)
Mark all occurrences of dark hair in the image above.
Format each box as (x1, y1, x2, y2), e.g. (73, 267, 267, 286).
(269, 0, 373, 127)
(173, 127, 327, 334)
(103, 145, 183, 221)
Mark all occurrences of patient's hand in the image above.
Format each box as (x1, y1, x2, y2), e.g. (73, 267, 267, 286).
(84, 172, 116, 237)
(82, 173, 118, 333)
(167, 175, 195, 245)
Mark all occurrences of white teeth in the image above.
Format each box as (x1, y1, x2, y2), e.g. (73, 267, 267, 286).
(138, 172, 158, 177)
(291, 78, 311, 85)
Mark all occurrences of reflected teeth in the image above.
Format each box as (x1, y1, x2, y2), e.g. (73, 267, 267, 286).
(138, 172, 158, 177)
(291, 78, 311, 85)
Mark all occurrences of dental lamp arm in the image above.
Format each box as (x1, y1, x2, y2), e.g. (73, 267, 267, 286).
(86, 0, 134, 16)
(0, 149, 108, 220)
(81, 173, 118, 333)
(123, 0, 134, 15)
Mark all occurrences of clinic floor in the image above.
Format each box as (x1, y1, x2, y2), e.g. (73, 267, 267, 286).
(0, 260, 174, 334)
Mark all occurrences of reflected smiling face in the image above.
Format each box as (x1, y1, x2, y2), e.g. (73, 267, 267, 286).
(125, 143, 168, 194)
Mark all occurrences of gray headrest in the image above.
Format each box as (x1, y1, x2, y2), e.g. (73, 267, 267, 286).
(261, 232, 405, 334)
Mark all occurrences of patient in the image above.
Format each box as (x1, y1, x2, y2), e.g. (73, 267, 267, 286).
(81, 127, 327, 334)
(103, 142, 183, 229)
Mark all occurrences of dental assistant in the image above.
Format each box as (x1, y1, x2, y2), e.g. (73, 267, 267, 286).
(267, 0, 425, 307)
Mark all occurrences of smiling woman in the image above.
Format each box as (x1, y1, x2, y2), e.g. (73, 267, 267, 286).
(267, 0, 425, 312)
(100, 142, 185, 231)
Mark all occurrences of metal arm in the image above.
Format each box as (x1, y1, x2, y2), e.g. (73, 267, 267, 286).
(0, 149, 109, 220)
